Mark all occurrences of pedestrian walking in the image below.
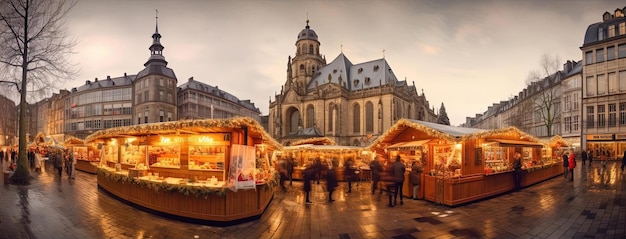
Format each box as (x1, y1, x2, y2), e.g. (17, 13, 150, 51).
(55, 152, 63, 176)
(581, 149, 587, 166)
(326, 165, 337, 202)
(345, 158, 356, 193)
(588, 150, 593, 165)
(381, 161, 396, 207)
(601, 150, 607, 167)
(620, 150, 626, 171)
(568, 152, 576, 181)
(513, 152, 522, 190)
(286, 157, 294, 186)
(370, 156, 383, 194)
(392, 155, 405, 206)
(303, 165, 315, 204)
(409, 160, 423, 200)
(562, 151, 569, 179)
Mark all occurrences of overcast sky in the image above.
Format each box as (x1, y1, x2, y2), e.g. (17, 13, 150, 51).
(65, 0, 620, 125)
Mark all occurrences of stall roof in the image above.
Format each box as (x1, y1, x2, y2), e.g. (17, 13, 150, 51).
(487, 139, 544, 148)
(368, 119, 541, 151)
(288, 137, 336, 146)
(85, 117, 282, 150)
(281, 144, 364, 154)
(64, 136, 85, 145)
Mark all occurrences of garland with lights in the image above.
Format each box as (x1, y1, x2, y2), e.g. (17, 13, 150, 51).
(289, 137, 336, 146)
(85, 117, 282, 150)
(64, 136, 85, 145)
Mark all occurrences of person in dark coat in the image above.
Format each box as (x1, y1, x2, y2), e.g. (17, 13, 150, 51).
(370, 156, 383, 194)
(345, 158, 356, 193)
(588, 150, 593, 165)
(381, 161, 396, 207)
(513, 152, 523, 190)
(562, 152, 569, 179)
(392, 155, 406, 205)
(409, 160, 423, 200)
(620, 150, 626, 171)
(581, 150, 588, 166)
(326, 166, 338, 202)
(286, 157, 294, 186)
(303, 165, 316, 204)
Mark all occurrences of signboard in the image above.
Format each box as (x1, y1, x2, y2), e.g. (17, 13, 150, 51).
(615, 134, 626, 140)
(586, 134, 614, 141)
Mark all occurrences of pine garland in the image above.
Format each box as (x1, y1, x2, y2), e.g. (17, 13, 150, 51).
(97, 168, 228, 197)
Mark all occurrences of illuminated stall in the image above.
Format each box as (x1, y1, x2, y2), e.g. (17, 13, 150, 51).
(86, 117, 281, 226)
(64, 137, 99, 174)
(369, 119, 561, 206)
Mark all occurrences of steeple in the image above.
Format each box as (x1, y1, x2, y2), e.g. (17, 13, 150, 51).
(144, 9, 167, 67)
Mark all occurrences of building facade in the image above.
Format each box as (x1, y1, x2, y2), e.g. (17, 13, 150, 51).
(23, 16, 261, 141)
(581, 6, 626, 159)
(268, 20, 438, 146)
(464, 60, 582, 144)
(177, 77, 261, 122)
(0, 95, 17, 146)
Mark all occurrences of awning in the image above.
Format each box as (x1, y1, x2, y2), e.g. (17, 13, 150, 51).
(488, 139, 544, 148)
(387, 139, 431, 150)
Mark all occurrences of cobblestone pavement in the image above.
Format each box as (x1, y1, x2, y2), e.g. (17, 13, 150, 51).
(0, 160, 625, 239)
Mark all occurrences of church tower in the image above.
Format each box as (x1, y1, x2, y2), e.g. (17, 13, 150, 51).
(287, 19, 325, 94)
(132, 11, 178, 124)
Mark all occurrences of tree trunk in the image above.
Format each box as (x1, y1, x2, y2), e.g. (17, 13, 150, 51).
(10, 0, 32, 185)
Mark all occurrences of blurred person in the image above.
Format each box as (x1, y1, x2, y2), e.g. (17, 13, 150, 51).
(286, 156, 294, 186)
(562, 151, 569, 179)
(409, 160, 423, 200)
(370, 156, 383, 194)
(513, 152, 523, 190)
(581, 149, 587, 166)
(344, 158, 356, 193)
(392, 155, 406, 205)
(326, 165, 337, 202)
(303, 165, 316, 204)
(621, 150, 626, 171)
(568, 151, 576, 181)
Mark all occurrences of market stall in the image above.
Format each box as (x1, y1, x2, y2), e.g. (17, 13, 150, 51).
(64, 137, 99, 174)
(86, 117, 281, 226)
(369, 119, 561, 206)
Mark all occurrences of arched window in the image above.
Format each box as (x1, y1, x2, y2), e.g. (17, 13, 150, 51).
(353, 103, 360, 133)
(395, 101, 403, 120)
(328, 103, 334, 132)
(366, 102, 374, 132)
(309, 44, 313, 54)
(328, 74, 332, 82)
(306, 104, 315, 128)
(300, 64, 305, 74)
(418, 109, 424, 120)
(290, 110, 301, 133)
(315, 47, 319, 55)
(407, 105, 412, 119)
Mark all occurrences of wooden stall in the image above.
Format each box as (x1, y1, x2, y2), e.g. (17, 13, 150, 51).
(65, 137, 100, 174)
(369, 119, 562, 206)
(86, 117, 281, 226)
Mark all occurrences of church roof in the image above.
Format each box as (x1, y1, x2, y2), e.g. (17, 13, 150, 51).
(74, 75, 136, 93)
(297, 20, 319, 43)
(307, 53, 401, 91)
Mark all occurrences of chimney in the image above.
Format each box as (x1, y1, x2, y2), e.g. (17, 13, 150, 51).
(94, 78, 98, 82)
(124, 72, 127, 77)
(189, 76, 194, 81)
(107, 75, 111, 80)
(86, 80, 91, 85)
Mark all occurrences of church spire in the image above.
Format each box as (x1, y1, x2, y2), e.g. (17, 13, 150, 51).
(145, 9, 167, 67)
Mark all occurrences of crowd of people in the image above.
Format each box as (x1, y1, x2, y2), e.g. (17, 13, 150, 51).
(2, 147, 75, 179)
(277, 154, 424, 206)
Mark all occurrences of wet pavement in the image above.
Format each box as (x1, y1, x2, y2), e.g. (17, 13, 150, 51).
(1, 160, 625, 239)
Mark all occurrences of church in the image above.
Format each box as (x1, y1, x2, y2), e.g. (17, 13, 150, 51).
(268, 20, 439, 146)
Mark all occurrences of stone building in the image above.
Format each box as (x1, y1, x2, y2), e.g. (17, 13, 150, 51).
(25, 14, 260, 141)
(464, 60, 582, 144)
(0, 95, 17, 146)
(177, 77, 261, 122)
(268, 20, 438, 146)
(581, 6, 626, 159)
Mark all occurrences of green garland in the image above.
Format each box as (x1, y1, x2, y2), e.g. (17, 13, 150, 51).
(525, 162, 558, 173)
(98, 168, 227, 197)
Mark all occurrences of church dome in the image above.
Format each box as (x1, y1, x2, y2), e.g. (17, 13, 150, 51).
(297, 20, 318, 42)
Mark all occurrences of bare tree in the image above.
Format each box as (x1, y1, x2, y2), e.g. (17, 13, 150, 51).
(526, 54, 562, 137)
(0, 0, 77, 184)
